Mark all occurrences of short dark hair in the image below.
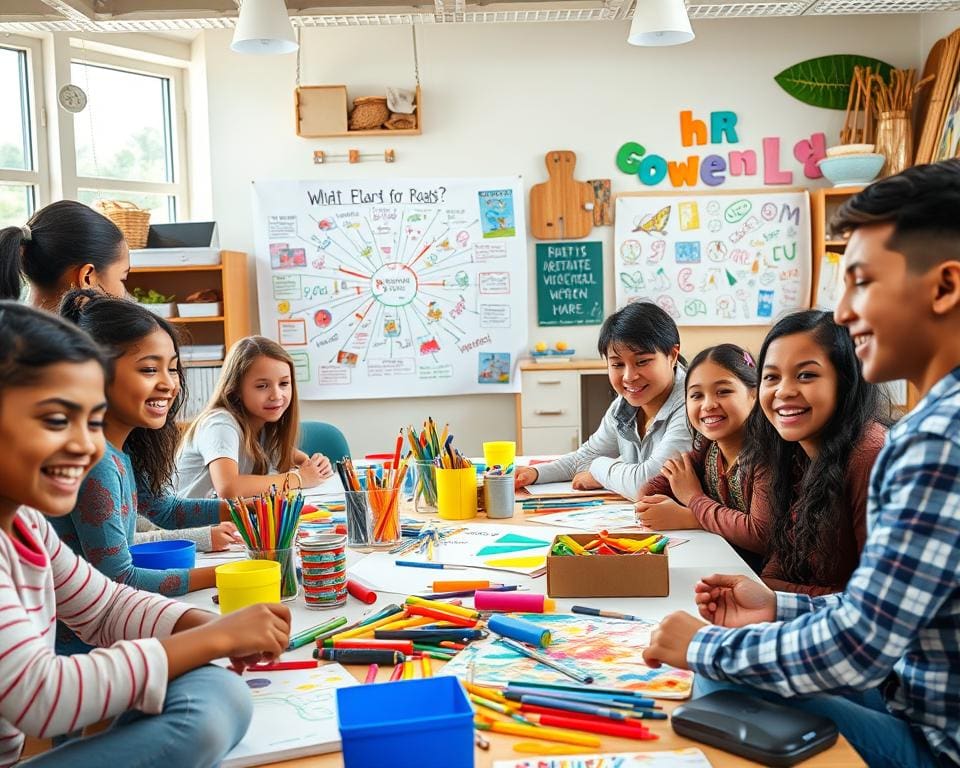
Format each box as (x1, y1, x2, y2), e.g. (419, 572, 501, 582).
(0, 301, 106, 392)
(60, 289, 185, 496)
(597, 301, 682, 363)
(831, 159, 960, 273)
(0, 200, 125, 301)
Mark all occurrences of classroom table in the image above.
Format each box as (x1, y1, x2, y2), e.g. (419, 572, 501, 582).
(182, 498, 866, 768)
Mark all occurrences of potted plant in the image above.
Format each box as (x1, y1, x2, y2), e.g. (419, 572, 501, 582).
(132, 287, 177, 318)
(176, 289, 222, 318)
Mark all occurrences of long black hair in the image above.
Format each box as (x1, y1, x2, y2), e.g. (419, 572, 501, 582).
(597, 301, 686, 366)
(60, 290, 185, 496)
(685, 343, 757, 447)
(0, 300, 106, 391)
(743, 310, 889, 585)
(0, 200, 125, 301)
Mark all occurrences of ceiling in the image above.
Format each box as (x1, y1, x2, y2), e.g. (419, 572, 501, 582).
(1, 0, 959, 31)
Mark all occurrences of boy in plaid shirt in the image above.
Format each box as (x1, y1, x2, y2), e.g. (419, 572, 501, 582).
(644, 160, 960, 768)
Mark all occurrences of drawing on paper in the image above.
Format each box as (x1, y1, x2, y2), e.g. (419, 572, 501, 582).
(441, 613, 694, 698)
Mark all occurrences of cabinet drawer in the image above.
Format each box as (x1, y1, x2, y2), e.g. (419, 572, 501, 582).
(522, 427, 580, 456)
(521, 371, 579, 427)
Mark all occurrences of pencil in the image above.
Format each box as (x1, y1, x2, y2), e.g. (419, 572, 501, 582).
(395, 560, 467, 570)
(571, 605, 644, 622)
(473, 718, 601, 748)
(364, 664, 379, 683)
(497, 637, 594, 684)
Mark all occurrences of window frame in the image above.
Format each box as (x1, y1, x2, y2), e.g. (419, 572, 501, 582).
(64, 46, 190, 222)
(0, 35, 50, 221)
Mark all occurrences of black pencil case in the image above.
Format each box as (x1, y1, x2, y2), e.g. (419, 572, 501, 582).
(671, 689, 839, 766)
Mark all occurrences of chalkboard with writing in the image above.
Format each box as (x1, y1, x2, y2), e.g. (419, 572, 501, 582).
(536, 241, 604, 326)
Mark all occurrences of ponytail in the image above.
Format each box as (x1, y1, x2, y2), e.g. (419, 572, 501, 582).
(0, 226, 26, 301)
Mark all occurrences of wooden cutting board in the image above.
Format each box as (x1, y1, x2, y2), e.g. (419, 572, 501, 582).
(529, 150, 595, 240)
(914, 36, 945, 156)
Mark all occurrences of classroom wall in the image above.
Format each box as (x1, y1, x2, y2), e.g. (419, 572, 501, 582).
(197, 15, 921, 455)
(920, 11, 960, 53)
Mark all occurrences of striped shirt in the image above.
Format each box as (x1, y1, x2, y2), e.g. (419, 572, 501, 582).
(0, 507, 192, 767)
(688, 366, 960, 765)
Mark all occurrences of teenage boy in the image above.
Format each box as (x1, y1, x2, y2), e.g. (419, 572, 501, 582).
(643, 159, 960, 768)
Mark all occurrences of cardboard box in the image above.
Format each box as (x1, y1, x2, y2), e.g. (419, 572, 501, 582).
(546, 532, 669, 598)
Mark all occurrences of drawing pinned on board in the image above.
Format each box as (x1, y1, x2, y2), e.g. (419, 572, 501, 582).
(633, 205, 671, 235)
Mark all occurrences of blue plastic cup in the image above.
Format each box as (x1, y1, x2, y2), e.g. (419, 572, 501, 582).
(129, 540, 197, 569)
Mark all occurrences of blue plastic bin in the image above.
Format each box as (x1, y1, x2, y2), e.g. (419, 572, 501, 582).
(129, 540, 196, 569)
(337, 677, 474, 768)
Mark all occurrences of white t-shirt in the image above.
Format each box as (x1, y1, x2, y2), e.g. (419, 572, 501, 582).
(174, 409, 257, 498)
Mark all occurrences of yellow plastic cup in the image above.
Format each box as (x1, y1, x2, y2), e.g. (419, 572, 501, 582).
(436, 467, 478, 520)
(215, 559, 281, 614)
(483, 440, 516, 470)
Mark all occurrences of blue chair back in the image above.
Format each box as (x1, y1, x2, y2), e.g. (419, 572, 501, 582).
(299, 421, 351, 462)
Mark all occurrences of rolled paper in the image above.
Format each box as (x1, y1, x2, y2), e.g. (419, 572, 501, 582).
(487, 613, 552, 648)
(473, 591, 555, 613)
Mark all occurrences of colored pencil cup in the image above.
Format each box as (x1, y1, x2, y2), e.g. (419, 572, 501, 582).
(482, 475, 515, 519)
(215, 559, 280, 614)
(299, 533, 348, 609)
(436, 467, 477, 520)
(482, 440, 516, 471)
(337, 676, 474, 768)
(246, 547, 298, 602)
(344, 488, 401, 549)
(129, 539, 196, 569)
(412, 459, 439, 514)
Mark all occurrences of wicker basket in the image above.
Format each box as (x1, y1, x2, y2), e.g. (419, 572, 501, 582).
(93, 200, 151, 249)
(348, 96, 390, 131)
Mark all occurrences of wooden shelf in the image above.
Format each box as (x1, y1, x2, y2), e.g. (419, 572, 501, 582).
(169, 316, 224, 324)
(130, 265, 223, 274)
(183, 359, 224, 368)
(296, 85, 421, 138)
(311, 127, 421, 137)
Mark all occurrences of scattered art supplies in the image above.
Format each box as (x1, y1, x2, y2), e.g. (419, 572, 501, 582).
(337, 676, 474, 768)
(547, 532, 670, 598)
(222, 663, 357, 768)
(299, 533, 348, 609)
(527, 504, 644, 530)
(338, 456, 406, 549)
(349, 524, 563, 592)
(441, 613, 694, 699)
(493, 748, 714, 767)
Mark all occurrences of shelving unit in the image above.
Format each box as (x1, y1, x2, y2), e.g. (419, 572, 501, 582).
(810, 187, 916, 411)
(295, 85, 421, 138)
(126, 250, 249, 367)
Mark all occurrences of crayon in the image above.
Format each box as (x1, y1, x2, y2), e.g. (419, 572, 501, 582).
(364, 664, 379, 683)
(389, 662, 404, 681)
(524, 712, 658, 740)
(322, 638, 415, 654)
(432, 580, 497, 592)
(374, 629, 484, 642)
(405, 595, 480, 619)
(247, 660, 318, 672)
(314, 648, 405, 665)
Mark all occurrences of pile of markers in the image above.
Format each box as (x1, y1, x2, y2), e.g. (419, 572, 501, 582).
(337, 453, 408, 546)
(226, 487, 304, 553)
(407, 418, 472, 471)
(551, 531, 670, 557)
(468, 679, 665, 746)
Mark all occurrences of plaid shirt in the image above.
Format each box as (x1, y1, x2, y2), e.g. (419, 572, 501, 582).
(688, 366, 960, 765)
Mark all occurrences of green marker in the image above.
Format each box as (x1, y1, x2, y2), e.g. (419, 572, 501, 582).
(286, 616, 347, 650)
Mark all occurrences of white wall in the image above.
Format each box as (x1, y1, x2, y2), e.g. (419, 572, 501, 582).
(199, 15, 921, 455)
(920, 11, 960, 54)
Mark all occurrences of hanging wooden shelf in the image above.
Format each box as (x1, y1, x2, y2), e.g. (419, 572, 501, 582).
(295, 85, 421, 138)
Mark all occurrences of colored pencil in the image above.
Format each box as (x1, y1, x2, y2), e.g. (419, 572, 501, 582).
(473, 718, 601, 748)
(389, 662, 404, 681)
(287, 616, 348, 650)
(516, 694, 667, 721)
(395, 560, 467, 570)
(524, 712, 658, 740)
(497, 637, 594, 684)
(506, 680, 660, 707)
(505, 685, 661, 712)
(364, 664, 379, 684)
(571, 605, 646, 622)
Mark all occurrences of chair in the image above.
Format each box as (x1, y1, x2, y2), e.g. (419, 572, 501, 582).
(299, 421, 351, 462)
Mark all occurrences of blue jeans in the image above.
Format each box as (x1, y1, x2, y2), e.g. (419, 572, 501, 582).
(24, 665, 252, 768)
(694, 676, 940, 768)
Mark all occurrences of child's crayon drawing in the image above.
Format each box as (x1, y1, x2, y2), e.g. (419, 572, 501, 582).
(222, 663, 356, 767)
(493, 748, 713, 768)
(441, 613, 694, 699)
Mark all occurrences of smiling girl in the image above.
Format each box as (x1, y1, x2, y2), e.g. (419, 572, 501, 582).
(175, 336, 332, 499)
(51, 291, 234, 620)
(0, 302, 289, 767)
(635, 343, 764, 571)
(743, 309, 889, 594)
(514, 302, 691, 500)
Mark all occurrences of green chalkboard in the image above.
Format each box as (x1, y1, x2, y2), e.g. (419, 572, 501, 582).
(536, 241, 604, 326)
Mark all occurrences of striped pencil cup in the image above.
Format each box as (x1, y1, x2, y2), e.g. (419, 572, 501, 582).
(436, 467, 478, 520)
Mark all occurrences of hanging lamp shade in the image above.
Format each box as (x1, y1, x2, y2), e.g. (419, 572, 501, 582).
(231, 0, 298, 55)
(627, 0, 694, 46)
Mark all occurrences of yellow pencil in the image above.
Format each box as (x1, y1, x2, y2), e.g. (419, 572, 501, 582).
(476, 719, 601, 748)
(420, 654, 432, 678)
(402, 659, 415, 680)
(405, 596, 480, 620)
(332, 611, 409, 640)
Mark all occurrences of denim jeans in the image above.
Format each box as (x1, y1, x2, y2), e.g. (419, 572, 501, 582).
(694, 676, 941, 768)
(23, 665, 252, 768)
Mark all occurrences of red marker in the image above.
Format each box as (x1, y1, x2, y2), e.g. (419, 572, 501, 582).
(248, 660, 318, 672)
(527, 712, 657, 740)
(347, 579, 378, 604)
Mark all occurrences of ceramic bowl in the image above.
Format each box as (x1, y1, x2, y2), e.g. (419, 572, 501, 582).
(817, 153, 885, 187)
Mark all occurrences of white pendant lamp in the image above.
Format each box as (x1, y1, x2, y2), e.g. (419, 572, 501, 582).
(231, 0, 298, 55)
(627, 0, 695, 46)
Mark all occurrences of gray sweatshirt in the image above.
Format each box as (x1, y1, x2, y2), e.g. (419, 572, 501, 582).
(532, 366, 692, 501)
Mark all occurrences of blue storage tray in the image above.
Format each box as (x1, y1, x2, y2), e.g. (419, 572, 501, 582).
(337, 677, 474, 768)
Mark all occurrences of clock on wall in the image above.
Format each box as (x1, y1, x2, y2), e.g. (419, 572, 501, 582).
(57, 84, 87, 114)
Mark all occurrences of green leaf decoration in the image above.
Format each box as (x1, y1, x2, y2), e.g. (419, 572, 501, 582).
(774, 54, 895, 110)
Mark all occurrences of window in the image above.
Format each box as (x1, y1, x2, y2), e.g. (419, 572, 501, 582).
(0, 39, 45, 228)
(68, 52, 188, 224)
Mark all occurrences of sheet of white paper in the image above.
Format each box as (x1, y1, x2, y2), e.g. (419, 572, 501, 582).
(222, 663, 356, 768)
(520, 480, 619, 498)
(494, 748, 714, 768)
(302, 474, 345, 501)
(527, 504, 643, 531)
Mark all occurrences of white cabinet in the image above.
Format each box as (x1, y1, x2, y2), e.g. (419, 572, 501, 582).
(514, 361, 615, 454)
